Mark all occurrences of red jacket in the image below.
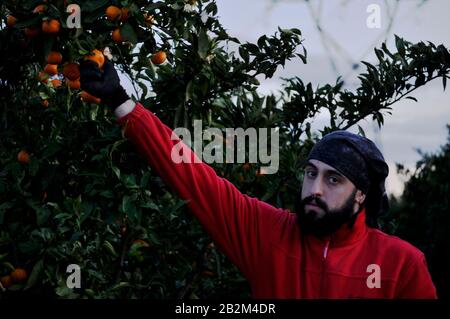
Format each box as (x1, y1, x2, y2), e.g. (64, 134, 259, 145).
(116, 102, 437, 299)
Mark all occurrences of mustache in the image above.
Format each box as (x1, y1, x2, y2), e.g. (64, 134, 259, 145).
(301, 195, 328, 211)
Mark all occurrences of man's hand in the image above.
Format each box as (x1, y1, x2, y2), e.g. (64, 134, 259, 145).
(79, 59, 130, 109)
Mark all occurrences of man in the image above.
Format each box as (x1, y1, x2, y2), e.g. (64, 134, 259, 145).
(79, 60, 437, 298)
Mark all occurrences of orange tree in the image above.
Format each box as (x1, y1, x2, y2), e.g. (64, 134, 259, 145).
(1, 0, 449, 298)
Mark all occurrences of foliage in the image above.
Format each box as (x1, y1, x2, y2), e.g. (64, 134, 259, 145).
(384, 126, 450, 299)
(0, 0, 449, 298)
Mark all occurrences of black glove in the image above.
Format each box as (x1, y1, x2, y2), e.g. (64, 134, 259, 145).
(79, 59, 130, 109)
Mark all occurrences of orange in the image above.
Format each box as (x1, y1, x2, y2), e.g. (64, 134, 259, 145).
(38, 71, 49, 83)
(67, 79, 80, 90)
(84, 49, 105, 69)
(41, 99, 49, 107)
(11, 268, 27, 283)
(33, 4, 46, 14)
(112, 28, 123, 43)
(81, 91, 101, 104)
(46, 51, 62, 64)
(51, 79, 62, 88)
(44, 64, 58, 76)
(62, 63, 80, 80)
(132, 239, 150, 248)
(106, 5, 121, 21)
(17, 150, 30, 164)
(1, 275, 13, 288)
(42, 19, 60, 34)
(6, 15, 17, 27)
(151, 51, 167, 65)
(24, 27, 40, 38)
(120, 7, 130, 22)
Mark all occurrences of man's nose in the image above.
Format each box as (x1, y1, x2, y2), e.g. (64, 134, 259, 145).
(309, 178, 324, 197)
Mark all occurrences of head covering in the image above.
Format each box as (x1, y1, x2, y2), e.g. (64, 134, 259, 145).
(306, 130, 389, 228)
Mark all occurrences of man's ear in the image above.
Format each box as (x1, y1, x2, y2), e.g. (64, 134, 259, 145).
(355, 190, 366, 205)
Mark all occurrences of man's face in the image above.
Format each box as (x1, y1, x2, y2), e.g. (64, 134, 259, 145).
(295, 159, 365, 237)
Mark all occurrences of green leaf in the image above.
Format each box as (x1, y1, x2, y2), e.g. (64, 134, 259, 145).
(112, 165, 121, 179)
(198, 28, 210, 59)
(103, 240, 118, 257)
(239, 46, 249, 63)
(406, 96, 418, 102)
(24, 259, 44, 290)
(81, 0, 109, 12)
(120, 23, 138, 44)
(395, 35, 406, 57)
(357, 125, 366, 137)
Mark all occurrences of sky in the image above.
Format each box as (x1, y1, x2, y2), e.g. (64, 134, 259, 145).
(214, 0, 450, 196)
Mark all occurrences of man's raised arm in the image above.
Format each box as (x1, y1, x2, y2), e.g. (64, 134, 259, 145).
(79, 60, 290, 282)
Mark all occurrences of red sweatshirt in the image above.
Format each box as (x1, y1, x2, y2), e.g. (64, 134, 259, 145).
(116, 102, 437, 299)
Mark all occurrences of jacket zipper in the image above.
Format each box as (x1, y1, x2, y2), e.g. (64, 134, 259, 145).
(319, 239, 331, 298)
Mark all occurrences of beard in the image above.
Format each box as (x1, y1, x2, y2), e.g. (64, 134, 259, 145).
(295, 189, 359, 238)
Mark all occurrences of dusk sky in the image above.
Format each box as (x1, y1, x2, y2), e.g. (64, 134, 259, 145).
(214, 0, 450, 195)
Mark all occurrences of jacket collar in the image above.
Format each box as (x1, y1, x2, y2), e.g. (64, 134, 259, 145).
(330, 208, 368, 247)
(306, 208, 369, 248)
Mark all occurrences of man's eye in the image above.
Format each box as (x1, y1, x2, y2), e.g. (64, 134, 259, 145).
(329, 176, 339, 184)
(306, 171, 316, 178)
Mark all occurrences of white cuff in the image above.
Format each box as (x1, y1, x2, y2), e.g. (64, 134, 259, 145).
(114, 99, 136, 119)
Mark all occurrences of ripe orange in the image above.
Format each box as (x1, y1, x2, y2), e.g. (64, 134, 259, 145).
(42, 19, 60, 34)
(106, 5, 121, 21)
(51, 79, 62, 88)
(1, 275, 13, 288)
(11, 268, 27, 283)
(17, 150, 30, 164)
(41, 99, 49, 107)
(120, 7, 130, 22)
(44, 64, 58, 76)
(81, 91, 101, 104)
(33, 4, 47, 14)
(112, 28, 123, 43)
(132, 239, 150, 248)
(24, 27, 40, 38)
(67, 79, 81, 90)
(38, 71, 49, 83)
(6, 15, 17, 27)
(84, 49, 105, 69)
(62, 63, 80, 80)
(46, 51, 62, 64)
(151, 51, 167, 65)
